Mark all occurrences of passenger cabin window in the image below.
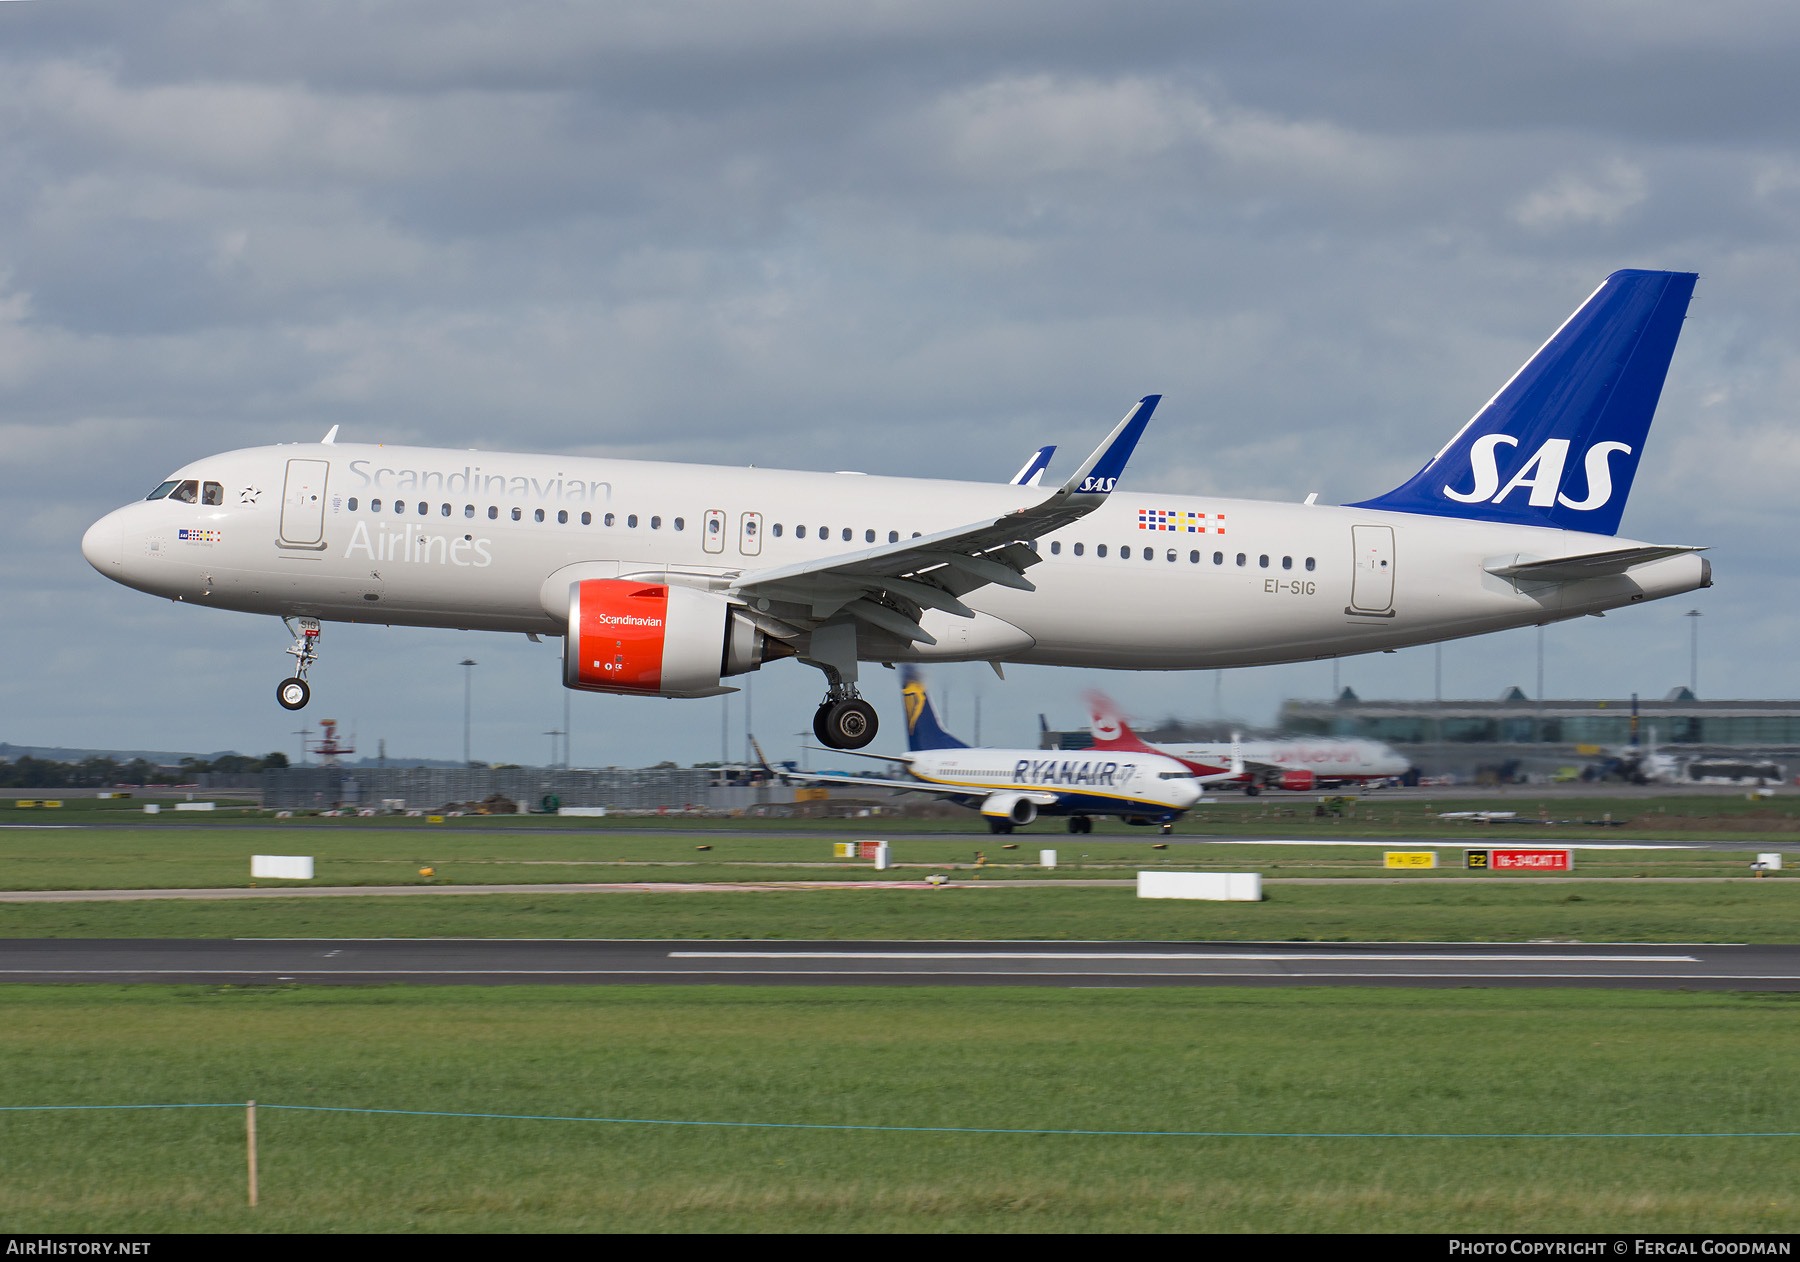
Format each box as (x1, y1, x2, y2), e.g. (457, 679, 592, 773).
(1305, 557, 1315, 571)
(1282, 556, 1292, 570)
(1097, 544, 1108, 558)
(1050, 541, 1061, 555)
(796, 525, 807, 538)
(1121, 546, 1131, 559)
(347, 498, 358, 511)
(1213, 551, 1223, 565)
(673, 517, 684, 531)
(1073, 543, 1084, 556)
(865, 529, 875, 543)
(464, 505, 475, 518)
(146, 480, 178, 501)
(604, 512, 615, 526)
(511, 508, 522, 521)
(1236, 553, 1246, 566)
(168, 480, 199, 504)
(772, 523, 783, 537)
(1189, 550, 1200, 563)
(888, 530, 898, 543)
(201, 482, 224, 506)
(487, 506, 498, 519)
(581, 512, 592, 525)
(1164, 549, 1174, 562)
(557, 510, 568, 524)
(651, 516, 661, 530)
(441, 503, 451, 517)
(535, 509, 545, 522)
(1259, 555, 1269, 568)
(627, 514, 638, 528)
(371, 498, 382, 512)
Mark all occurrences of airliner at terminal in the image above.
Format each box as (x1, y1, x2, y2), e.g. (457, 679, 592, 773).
(82, 270, 1710, 750)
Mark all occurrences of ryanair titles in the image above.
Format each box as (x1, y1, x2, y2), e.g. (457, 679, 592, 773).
(1011, 758, 1135, 787)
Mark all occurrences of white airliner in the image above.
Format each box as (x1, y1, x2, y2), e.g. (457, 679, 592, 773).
(81, 270, 1710, 751)
(1082, 691, 1411, 794)
(759, 668, 1226, 833)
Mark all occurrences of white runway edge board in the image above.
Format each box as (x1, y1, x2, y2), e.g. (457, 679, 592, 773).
(251, 855, 314, 880)
(1137, 872, 1263, 901)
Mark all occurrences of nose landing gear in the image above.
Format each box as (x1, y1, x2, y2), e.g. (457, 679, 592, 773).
(277, 617, 321, 711)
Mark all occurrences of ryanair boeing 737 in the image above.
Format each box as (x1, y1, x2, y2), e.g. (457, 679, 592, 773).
(82, 270, 1710, 750)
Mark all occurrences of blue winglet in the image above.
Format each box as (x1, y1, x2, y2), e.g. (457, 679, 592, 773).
(1009, 445, 1056, 487)
(1067, 395, 1160, 496)
(1348, 271, 1696, 535)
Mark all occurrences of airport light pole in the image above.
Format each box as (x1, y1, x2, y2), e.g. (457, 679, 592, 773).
(1685, 609, 1702, 696)
(460, 659, 477, 767)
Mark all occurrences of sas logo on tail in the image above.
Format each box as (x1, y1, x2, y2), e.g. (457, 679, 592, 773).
(1444, 437, 1631, 511)
(1077, 476, 1117, 494)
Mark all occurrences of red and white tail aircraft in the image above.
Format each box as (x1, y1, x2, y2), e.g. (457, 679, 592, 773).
(1082, 691, 1410, 794)
(82, 271, 1710, 751)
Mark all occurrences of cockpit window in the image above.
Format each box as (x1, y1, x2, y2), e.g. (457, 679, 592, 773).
(168, 480, 199, 504)
(146, 481, 178, 501)
(201, 482, 223, 506)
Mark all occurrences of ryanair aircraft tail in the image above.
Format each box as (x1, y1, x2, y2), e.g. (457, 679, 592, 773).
(899, 666, 967, 752)
(1349, 269, 1698, 536)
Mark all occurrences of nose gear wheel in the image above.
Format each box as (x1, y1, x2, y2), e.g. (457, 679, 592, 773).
(277, 617, 322, 711)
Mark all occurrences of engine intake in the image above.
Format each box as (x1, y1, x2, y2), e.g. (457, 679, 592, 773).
(980, 792, 1039, 826)
(563, 579, 792, 698)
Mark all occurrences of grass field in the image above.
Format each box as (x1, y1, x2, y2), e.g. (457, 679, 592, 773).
(6, 881, 1799, 943)
(0, 825, 1779, 892)
(0, 984, 1795, 1233)
(10, 790, 1800, 842)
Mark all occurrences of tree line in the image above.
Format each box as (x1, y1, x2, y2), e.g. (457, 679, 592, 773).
(0, 752, 290, 788)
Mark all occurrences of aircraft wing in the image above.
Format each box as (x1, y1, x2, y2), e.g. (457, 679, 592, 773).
(727, 396, 1160, 645)
(770, 767, 981, 798)
(1485, 545, 1703, 583)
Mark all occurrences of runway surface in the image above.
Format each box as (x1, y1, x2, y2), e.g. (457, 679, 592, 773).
(4, 938, 1797, 989)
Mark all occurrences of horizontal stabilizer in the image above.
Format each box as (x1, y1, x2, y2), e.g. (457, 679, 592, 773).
(1485, 545, 1704, 583)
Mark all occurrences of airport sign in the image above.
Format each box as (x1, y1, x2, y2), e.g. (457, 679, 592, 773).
(1464, 848, 1572, 871)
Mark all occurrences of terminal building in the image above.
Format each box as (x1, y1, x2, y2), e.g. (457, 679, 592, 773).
(1277, 688, 1799, 782)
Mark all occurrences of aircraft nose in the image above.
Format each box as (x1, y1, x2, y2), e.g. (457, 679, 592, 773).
(1171, 779, 1203, 807)
(82, 510, 123, 574)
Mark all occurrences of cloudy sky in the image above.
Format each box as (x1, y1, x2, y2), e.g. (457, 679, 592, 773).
(5, 0, 1798, 768)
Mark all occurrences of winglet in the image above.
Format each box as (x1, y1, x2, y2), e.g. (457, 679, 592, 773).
(321, 425, 340, 445)
(1009, 445, 1056, 487)
(1056, 395, 1159, 502)
(748, 734, 779, 778)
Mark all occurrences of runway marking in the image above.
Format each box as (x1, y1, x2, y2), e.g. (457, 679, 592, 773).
(1210, 840, 1703, 850)
(0, 969, 1789, 981)
(668, 951, 1701, 963)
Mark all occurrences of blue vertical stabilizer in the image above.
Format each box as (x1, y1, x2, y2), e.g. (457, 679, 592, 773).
(900, 666, 968, 751)
(1348, 270, 1697, 535)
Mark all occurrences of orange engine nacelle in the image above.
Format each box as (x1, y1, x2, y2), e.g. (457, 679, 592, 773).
(563, 579, 791, 698)
(1277, 769, 1316, 792)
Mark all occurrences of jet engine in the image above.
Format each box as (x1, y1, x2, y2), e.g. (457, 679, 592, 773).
(563, 579, 792, 698)
(1277, 769, 1315, 792)
(980, 792, 1039, 826)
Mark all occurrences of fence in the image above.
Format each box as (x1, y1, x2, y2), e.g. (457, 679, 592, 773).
(260, 766, 790, 812)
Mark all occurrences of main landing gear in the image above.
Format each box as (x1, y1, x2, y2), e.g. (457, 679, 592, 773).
(276, 617, 321, 711)
(805, 621, 878, 750)
(813, 689, 878, 750)
(1066, 816, 1093, 834)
